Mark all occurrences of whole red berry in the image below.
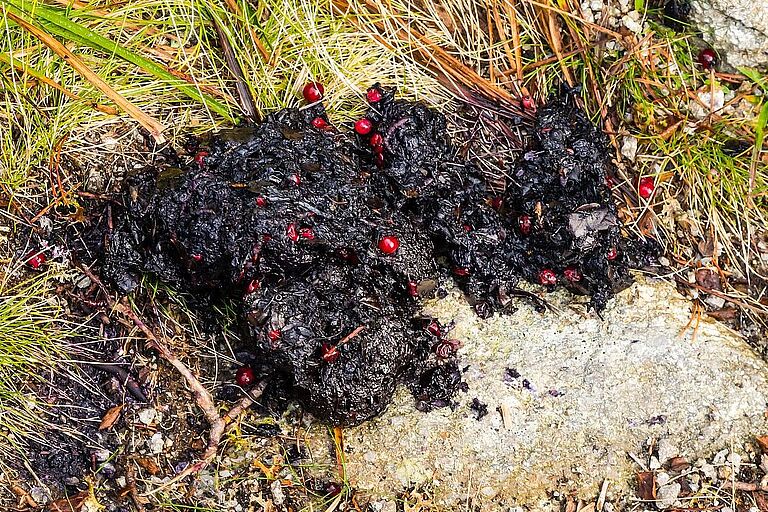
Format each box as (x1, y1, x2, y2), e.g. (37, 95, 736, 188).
(407, 281, 419, 297)
(538, 268, 557, 286)
(563, 266, 582, 282)
(518, 215, 532, 235)
(286, 223, 299, 242)
(194, 151, 209, 166)
(453, 267, 469, 276)
(370, 133, 384, 147)
(426, 321, 441, 337)
(463, 224, 472, 232)
(378, 235, 399, 255)
(299, 227, 315, 240)
(268, 329, 281, 341)
(638, 176, 655, 199)
(190, 253, 203, 263)
(321, 343, 340, 363)
(354, 118, 373, 135)
(25, 251, 46, 269)
(697, 48, 717, 70)
(521, 95, 535, 110)
(366, 87, 383, 103)
(607, 247, 618, 261)
(289, 173, 301, 186)
(311, 117, 328, 129)
(256, 196, 267, 207)
(235, 366, 255, 387)
(245, 279, 261, 294)
(302, 81, 324, 103)
(605, 175, 615, 189)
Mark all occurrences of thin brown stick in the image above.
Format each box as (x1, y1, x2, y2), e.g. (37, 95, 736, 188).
(338, 325, 366, 345)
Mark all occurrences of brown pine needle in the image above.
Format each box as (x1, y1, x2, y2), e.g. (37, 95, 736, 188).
(5, 10, 166, 143)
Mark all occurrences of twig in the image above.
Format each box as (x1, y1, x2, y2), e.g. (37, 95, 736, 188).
(338, 325, 366, 345)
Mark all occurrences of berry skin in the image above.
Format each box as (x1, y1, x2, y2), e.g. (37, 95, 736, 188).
(378, 235, 400, 255)
(538, 268, 557, 286)
(302, 82, 324, 103)
(366, 87, 383, 103)
(697, 48, 717, 70)
(607, 247, 618, 261)
(190, 253, 203, 263)
(25, 251, 46, 269)
(289, 173, 301, 186)
(453, 267, 469, 277)
(638, 176, 655, 199)
(255, 196, 267, 207)
(299, 227, 316, 240)
(605, 175, 615, 189)
(563, 267, 582, 283)
(321, 343, 340, 363)
(518, 215, 532, 236)
(267, 329, 281, 341)
(286, 223, 299, 242)
(369, 133, 384, 148)
(407, 281, 419, 297)
(235, 367, 255, 387)
(245, 279, 261, 294)
(354, 118, 374, 135)
(194, 151, 208, 166)
(311, 117, 328, 129)
(426, 321, 441, 337)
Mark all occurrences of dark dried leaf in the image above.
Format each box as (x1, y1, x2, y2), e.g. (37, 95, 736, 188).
(695, 268, 721, 291)
(756, 435, 768, 454)
(667, 456, 690, 472)
(636, 471, 656, 500)
(46, 491, 88, 512)
(135, 456, 161, 476)
(98, 404, 124, 431)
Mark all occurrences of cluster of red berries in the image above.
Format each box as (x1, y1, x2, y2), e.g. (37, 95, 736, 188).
(425, 320, 461, 359)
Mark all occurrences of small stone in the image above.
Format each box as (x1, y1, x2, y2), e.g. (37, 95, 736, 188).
(656, 471, 671, 486)
(649, 456, 662, 470)
(138, 408, 157, 425)
(381, 501, 397, 512)
(270, 480, 286, 506)
(657, 482, 681, 509)
(29, 486, 50, 505)
(657, 438, 679, 464)
(92, 448, 110, 462)
(713, 449, 729, 465)
(700, 463, 717, 480)
(727, 452, 742, 467)
(149, 432, 164, 454)
(621, 136, 639, 161)
(480, 486, 497, 498)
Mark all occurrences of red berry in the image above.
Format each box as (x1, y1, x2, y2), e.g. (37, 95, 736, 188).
(366, 87, 383, 103)
(235, 367, 255, 386)
(518, 215, 532, 236)
(407, 281, 419, 297)
(268, 329, 281, 341)
(289, 173, 301, 186)
(638, 176, 655, 199)
(563, 266, 582, 283)
(697, 48, 717, 70)
(311, 117, 328, 129)
(299, 227, 315, 240)
(463, 224, 472, 232)
(607, 247, 618, 261)
(605, 175, 615, 189)
(194, 151, 208, 166)
(302, 81, 324, 103)
(321, 343, 340, 363)
(426, 321, 441, 337)
(378, 235, 400, 255)
(262, 234, 272, 242)
(373, 144, 385, 154)
(286, 223, 299, 242)
(256, 197, 267, 207)
(521, 95, 535, 110)
(354, 118, 373, 135)
(453, 267, 469, 276)
(369, 133, 384, 147)
(190, 253, 203, 263)
(245, 279, 261, 294)
(25, 251, 46, 269)
(538, 268, 557, 286)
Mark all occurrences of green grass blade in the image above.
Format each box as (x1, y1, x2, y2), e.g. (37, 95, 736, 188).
(2, 0, 237, 122)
